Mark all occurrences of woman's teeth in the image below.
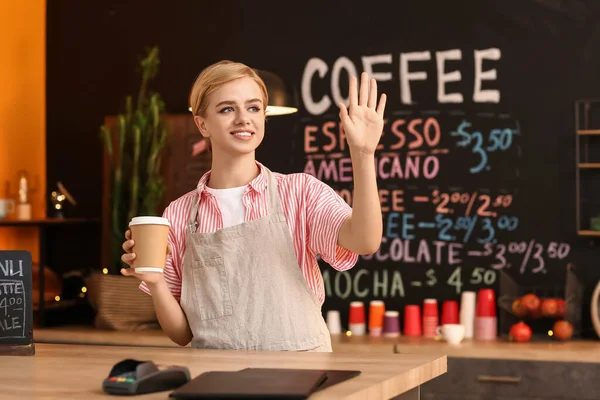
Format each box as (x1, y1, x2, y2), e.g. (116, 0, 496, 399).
(232, 131, 252, 137)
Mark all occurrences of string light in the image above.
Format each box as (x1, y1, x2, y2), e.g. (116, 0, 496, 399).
(54, 296, 60, 301)
(102, 268, 108, 274)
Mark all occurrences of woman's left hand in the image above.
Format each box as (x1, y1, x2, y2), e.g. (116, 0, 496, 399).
(339, 72, 387, 156)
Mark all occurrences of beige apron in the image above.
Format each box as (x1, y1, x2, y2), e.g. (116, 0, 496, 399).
(180, 168, 332, 352)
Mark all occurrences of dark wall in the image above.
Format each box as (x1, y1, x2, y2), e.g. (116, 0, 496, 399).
(47, 0, 600, 336)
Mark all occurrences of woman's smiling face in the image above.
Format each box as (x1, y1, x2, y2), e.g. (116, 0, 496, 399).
(194, 76, 266, 157)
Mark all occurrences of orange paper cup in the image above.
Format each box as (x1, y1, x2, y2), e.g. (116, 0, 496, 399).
(368, 300, 386, 336)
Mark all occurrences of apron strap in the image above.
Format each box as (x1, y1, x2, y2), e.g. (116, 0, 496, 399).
(265, 169, 284, 215)
(188, 192, 200, 233)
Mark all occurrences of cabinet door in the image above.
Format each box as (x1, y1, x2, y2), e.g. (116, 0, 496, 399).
(421, 357, 600, 400)
(420, 358, 495, 399)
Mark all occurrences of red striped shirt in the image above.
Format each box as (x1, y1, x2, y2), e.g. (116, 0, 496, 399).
(139, 162, 358, 304)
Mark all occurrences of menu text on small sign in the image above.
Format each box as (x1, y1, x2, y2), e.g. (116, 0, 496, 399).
(0, 250, 34, 356)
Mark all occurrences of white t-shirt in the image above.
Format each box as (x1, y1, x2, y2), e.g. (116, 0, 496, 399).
(204, 185, 247, 228)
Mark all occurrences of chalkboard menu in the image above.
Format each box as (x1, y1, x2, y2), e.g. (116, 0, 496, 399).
(0, 250, 34, 356)
(291, 49, 574, 324)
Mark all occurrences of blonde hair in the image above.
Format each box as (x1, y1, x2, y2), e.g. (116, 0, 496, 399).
(189, 60, 268, 118)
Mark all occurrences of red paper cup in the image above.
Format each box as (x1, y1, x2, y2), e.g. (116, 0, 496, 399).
(349, 301, 366, 335)
(349, 301, 365, 324)
(476, 289, 497, 317)
(404, 305, 422, 336)
(423, 298, 439, 317)
(422, 299, 439, 337)
(441, 300, 459, 325)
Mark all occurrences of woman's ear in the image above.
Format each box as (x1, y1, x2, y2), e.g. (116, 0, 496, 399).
(193, 116, 210, 138)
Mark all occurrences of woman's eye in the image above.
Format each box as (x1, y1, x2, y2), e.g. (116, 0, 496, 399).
(219, 107, 233, 113)
(249, 106, 261, 112)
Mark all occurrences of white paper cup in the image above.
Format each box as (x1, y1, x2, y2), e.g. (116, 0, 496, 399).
(460, 291, 476, 339)
(326, 310, 342, 334)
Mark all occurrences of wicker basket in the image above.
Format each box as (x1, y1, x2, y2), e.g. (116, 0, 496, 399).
(497, 263, 583, 340)
(87, 273, 159, 331)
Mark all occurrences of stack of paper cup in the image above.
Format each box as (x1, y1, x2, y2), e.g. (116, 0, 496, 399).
(383, 311, 401, 337)
(368, 300, 386, 336)
(422, 299, 439, 338)
(475, 289, 497, 340)
(349, 301, 366, 335)
(326, 310, 342, 334)
(460, 291, 476, 339)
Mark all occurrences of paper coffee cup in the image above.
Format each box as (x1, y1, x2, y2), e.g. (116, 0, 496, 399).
(129, 216, 170, 273)
(326, 310, 342, 334)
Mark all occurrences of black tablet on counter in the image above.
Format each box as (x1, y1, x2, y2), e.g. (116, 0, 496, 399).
(169, 367, 361, 399)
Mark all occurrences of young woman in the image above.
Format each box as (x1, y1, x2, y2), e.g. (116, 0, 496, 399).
(121, 60, 386, 352)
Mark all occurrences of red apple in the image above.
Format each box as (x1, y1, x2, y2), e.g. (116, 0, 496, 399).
(553, 320, 573, 341)
(512, 298, 528, 317)
(509, 321, 532, 342)
(541, 298, 558, 317)
(521, 293, 541, 314)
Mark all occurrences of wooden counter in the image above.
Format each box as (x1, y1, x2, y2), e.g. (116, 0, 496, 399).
(333, 334, 600, 363)
(395, 337, 600, 363)
(332, 335, 600, 399)
(34, 326, 185, 348)
(33, 327, 600, 362)
(1, 343, 446, 399)
(32, 327, 395, 353)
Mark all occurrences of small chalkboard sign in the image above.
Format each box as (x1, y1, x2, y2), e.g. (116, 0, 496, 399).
(0, 250, 34, 356)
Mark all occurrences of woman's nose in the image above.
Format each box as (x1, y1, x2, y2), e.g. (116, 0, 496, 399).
(235, 110, 251, 125)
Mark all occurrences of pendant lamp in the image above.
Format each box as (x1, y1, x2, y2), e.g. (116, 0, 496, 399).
(254, 69, 298, 116)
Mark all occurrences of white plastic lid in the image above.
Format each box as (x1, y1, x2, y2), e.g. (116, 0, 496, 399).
(385, 311, 399, 317)
(129, 216, 171, 227)
(350, 301, 364, 307)
(370, 300, 385, 306)
(424, 298, 438, 304)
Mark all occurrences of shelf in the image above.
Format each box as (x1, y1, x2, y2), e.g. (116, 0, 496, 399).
(575, 100, 600, 237)
(0, 218, 100, 227)
(578, 163, 600, 168)
(42, 298, 88, 311)
(577, 130, 600, 135)
(578, 230, 600, 236)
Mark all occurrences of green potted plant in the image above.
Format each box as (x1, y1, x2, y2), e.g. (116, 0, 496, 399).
(89, 46, 169, 330)
(101, 46, 169, 274)
(591, 213, 600, 231)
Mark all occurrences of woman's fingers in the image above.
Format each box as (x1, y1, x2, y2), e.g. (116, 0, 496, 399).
(121, 252, 136, 265)
(120, 268, 136, 277)
(358, 72, 369, 106)
(367, 78, 377, 109)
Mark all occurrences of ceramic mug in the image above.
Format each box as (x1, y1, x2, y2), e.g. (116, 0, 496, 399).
(436, 323, 465, 345)
(0, 199, 15, 219)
